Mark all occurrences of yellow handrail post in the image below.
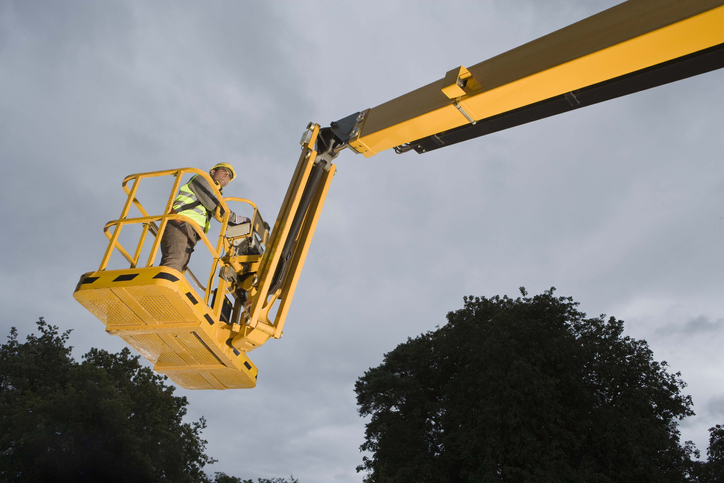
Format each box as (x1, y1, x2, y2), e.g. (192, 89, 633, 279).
(145, 169, 186, 267)
(99, 175, 142, 271)
(131, 223, 151, 268)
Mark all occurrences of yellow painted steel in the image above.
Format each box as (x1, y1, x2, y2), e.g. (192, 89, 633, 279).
(75, 138, 336, 389)
(230, 124, 334, 351)
(273, 163, 334, 339)
(348, 0, 724, 156)
(74, 267, 258, 390)
(74, 0, 724, 390)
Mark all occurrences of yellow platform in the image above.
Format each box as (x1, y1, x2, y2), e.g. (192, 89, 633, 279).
(73, 266, 258, 390)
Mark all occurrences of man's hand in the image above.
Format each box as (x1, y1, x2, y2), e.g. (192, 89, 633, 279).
(213, 205, 224, 222)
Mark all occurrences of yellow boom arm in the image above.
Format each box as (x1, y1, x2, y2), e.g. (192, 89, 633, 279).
(74, 0, 724, 389)
(329, 0, 724, 157)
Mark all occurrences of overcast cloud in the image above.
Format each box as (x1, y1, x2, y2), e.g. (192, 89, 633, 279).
(1, 1, 723, 481)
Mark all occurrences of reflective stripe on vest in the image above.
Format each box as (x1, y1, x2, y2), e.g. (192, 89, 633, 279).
(173, 176, 211, 233)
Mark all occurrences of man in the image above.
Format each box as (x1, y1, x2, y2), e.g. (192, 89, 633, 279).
(160, 163, 249, 273)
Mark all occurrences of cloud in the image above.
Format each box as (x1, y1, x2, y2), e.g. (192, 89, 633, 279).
(705, 395, 724, 421)
(2, 0, 724, 481)
(655, 316, 724, 337)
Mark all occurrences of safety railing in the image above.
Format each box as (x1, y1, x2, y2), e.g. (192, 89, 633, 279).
(98, 167, 263, 307)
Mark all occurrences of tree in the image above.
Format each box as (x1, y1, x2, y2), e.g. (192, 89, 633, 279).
(355, 289, 697, 483)
(213, 475, 299, 483)
(0, 318, 215, 483)
(694, 425, 724, 482)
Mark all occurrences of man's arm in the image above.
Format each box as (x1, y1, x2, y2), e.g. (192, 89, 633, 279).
(188, 176, 249, 224)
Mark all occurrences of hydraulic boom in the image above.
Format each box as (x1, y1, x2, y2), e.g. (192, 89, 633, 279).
(74, 0, 724, 389)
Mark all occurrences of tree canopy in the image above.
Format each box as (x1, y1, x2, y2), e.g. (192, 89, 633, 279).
(0, 318, 302, 483)
(0, 318, 214, 483)
(694, 425, 724, 482)
(213, 475, 299, 483)
(355, 289, 706, 482)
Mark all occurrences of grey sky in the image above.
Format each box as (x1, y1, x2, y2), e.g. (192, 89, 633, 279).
(1, 1, 723, 481)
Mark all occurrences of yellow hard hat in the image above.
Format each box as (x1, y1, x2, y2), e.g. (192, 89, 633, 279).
(212, 162, 236, 180)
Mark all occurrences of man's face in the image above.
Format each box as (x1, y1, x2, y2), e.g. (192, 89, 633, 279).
(211, 168, 232, 187)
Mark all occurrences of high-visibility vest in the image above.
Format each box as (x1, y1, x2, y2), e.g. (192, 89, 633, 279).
(173, 176, 212, 233)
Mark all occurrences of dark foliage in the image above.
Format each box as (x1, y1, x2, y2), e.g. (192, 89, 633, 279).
(693, 425, 724, 482)
(213, 474, 299, 483)
(0, 318, 215, 483)
(355, 289, 700, 482)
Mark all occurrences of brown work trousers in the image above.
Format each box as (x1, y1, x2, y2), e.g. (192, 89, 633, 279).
(160, 221, 200, 273)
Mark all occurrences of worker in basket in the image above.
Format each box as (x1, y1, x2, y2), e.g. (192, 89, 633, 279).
(160, 162, 250, 273)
